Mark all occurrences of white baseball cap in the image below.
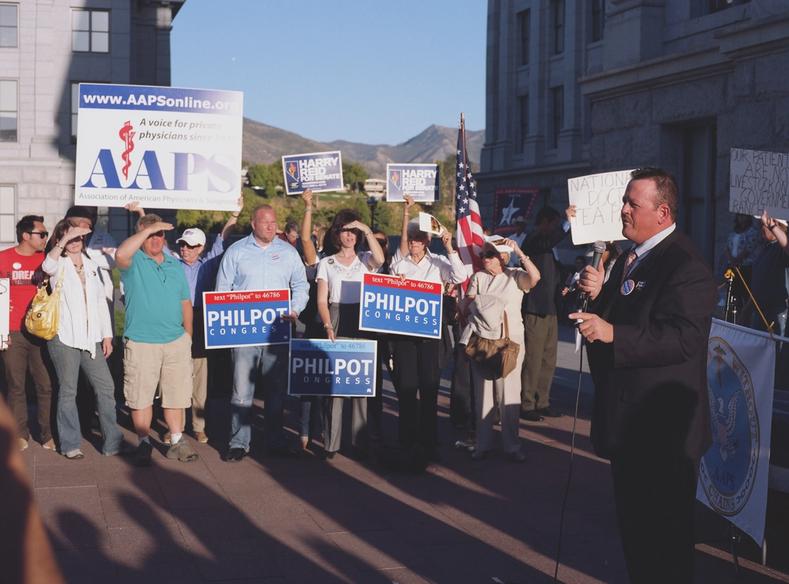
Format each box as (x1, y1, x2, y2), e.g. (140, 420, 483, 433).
(176, 228, 206, 247)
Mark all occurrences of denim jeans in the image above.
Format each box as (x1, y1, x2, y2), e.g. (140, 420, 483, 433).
(47, 336, 122, 454)
(230, 344, 288, 451)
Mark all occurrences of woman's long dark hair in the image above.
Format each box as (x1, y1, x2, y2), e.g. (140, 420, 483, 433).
(46, 218, 89, 258)
(324, 209, 362, 255)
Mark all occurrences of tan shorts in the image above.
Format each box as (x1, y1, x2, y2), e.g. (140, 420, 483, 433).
(123, 333, 193, 409)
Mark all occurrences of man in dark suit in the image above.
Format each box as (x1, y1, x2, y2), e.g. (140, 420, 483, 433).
(570, 168, 716, 584)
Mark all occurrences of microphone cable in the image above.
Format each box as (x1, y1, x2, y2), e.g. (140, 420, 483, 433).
(553, 325, 588, 582)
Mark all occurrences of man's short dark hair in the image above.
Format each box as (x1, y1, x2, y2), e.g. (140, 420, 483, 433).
(535, 206, 561, 225)
(629, 167, 678, 219)
(284, 220, 298, 234)
(16, 215, 44, 243)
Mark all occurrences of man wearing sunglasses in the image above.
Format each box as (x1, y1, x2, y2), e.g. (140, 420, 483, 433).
(174, 201, 241, 445)
(0, 215, 55, 451)
(115, 214, 197, 466)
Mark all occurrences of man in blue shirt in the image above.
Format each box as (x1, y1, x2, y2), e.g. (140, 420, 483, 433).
(175, 202, 241, 444)
(216, 204, 308, 461)
(116, 214, 197, 466)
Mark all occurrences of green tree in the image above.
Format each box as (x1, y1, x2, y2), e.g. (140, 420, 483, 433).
(247, 162, 283, 197)
(343, 161, 369, 192)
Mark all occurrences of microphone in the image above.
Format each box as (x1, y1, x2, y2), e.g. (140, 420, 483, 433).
(579, 240, 606, 313)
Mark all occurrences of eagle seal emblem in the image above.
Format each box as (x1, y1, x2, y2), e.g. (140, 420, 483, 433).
(698, 337, 759, 516)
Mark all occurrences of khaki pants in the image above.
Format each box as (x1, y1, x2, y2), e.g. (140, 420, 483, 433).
(521, 313, 558, 412)
(123, 333, 192, 410)
(191, 357, 207, 432)
(2, 331, 53, 442)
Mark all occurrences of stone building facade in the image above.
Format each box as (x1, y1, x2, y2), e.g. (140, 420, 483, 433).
(0, 0, 184, 248)
(477, 0, 789, 269)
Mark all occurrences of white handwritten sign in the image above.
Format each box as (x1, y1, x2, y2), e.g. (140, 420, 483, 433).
(730, 148, 789, 220)
(567, 170, 633, 245)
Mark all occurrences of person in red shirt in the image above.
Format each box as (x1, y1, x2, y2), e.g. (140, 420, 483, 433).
(0, 215, 55, 451)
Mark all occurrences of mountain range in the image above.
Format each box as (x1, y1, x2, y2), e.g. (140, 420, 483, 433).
(243, 118, 485, 177)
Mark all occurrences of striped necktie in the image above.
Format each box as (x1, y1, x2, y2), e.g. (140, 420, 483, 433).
(621, 249, 637, 283)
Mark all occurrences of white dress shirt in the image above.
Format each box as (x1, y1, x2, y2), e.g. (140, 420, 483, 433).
(389, 249, 467, 285)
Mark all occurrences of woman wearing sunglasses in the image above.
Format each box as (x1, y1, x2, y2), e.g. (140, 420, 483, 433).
(316, 209, 385, 459)
(388, 195, 467, 463)
(460, 238, 540, 462)
(42, 219, 122, 459)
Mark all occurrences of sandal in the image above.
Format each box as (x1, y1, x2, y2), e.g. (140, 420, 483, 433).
(64, 449, 85, 460)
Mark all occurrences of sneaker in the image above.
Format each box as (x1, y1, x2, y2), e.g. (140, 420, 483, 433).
(103, 442, 136, 457)
(194, 431, 208, 444)
(64, 449, 85, 460)
(507, 450, 526, 463)
(42, 438, 56, 451)
(133, 441, 153, 467)
(537, 407, 562, 418)
(223, 447, 247, 462)
(18, 438, 29, 451)
(166, 438, 198, 463)
(521, 410, 543, 422)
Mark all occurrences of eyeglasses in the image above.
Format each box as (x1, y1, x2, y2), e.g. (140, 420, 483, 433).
(480, 250, 499, 259)
(374, 239, 387, 247)
(178, 242, 201, 249)
(66, 236, 85, 245)
(339, 228, 357, 233)
(27, 231, 49, 238)
(147, 231, 165, 239)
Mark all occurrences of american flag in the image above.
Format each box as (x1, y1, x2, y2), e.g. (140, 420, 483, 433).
(455, 116, 484, 284)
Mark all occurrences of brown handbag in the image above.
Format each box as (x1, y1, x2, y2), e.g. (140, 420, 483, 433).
(464, 311, 520, 380)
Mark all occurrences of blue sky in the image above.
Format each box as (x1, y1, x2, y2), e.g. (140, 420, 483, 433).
(171, 0, 486, 145)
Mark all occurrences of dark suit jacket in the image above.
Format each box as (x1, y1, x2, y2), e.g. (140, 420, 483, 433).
(586, 230, 716, 464)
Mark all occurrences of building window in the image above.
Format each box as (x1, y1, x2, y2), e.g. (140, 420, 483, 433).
(0, 80, 17, 142)
(518, 9, 530, 65)
(590, 0, 605, 42)
(72, 9, 109, 53)
(518, 95, 529, 153)
(0, 185, 15, 243)
(549, 86, 564, 149)
(71, 83, 80, 139)
(552, 0, 565, 55)
(693, 0, 750, 16)
(0, 3, 17, 48)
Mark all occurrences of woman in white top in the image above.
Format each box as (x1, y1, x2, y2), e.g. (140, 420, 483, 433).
(388, 196, 467, 461)
(43, 219, 121, 459)
(316, 209, 385, 459)
(461, 239, 540, 462)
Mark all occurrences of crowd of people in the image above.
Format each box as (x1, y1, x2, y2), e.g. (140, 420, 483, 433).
(0, 180, 787, 471)
(2, 168, 789, 583)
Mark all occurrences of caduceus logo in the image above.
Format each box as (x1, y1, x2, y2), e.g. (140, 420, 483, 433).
(287, 161, 299, 181)
(391, 170, 400, 188)
(118, 120, 135, 180)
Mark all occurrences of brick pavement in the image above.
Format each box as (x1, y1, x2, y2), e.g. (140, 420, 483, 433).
(20, 328, 789, 584)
